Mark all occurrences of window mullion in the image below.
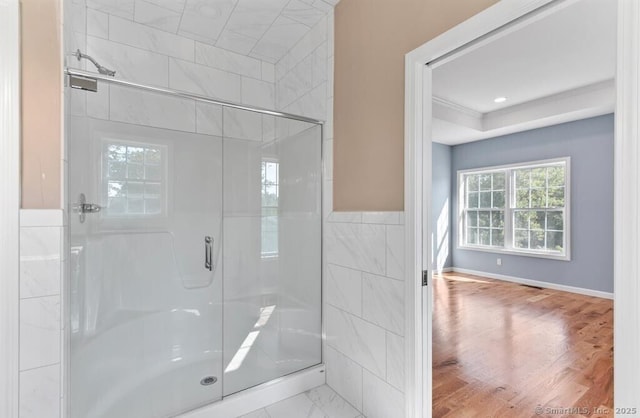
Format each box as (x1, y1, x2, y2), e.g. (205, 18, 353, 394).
(457, 159, 568, 258)
(504, 168, 513, 251)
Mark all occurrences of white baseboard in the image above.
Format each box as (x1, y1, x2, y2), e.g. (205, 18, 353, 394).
(434, 267, 453, 274)
(450, 267, 614, 300)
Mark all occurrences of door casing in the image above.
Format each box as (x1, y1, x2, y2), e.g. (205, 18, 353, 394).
(403, 0, 640, 416)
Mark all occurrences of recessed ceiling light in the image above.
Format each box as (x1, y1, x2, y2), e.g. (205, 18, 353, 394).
(494, 97, 507, 103)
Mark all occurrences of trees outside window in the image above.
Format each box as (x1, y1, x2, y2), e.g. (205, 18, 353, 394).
(459, 158, 569, 259)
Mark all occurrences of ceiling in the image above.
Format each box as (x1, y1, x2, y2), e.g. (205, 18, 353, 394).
(130, 0, 337, 63)
(431, 0, 617, 145)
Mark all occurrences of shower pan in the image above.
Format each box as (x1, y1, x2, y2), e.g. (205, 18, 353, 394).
(66, 69, 323, 418)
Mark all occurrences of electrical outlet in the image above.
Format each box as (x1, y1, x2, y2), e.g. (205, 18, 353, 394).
(497, 258, 502, 266)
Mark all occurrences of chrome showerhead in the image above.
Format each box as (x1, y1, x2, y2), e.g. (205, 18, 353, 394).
(73, 49, 116, 77)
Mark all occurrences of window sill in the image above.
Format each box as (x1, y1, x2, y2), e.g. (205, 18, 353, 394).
(457, 244, 571, 261)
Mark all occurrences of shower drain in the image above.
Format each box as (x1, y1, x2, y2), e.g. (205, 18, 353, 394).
(200, 376, 217, 386)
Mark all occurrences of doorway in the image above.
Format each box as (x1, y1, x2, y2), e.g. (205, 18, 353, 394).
(403, 0, 640, 416)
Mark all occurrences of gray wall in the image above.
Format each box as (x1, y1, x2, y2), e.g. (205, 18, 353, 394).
(432, 143, 453, 272)
(450, 114, 614, 293)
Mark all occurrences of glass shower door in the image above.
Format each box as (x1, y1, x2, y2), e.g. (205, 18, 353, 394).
(68, 85, 224, 418)
(222, 109, 323, 395)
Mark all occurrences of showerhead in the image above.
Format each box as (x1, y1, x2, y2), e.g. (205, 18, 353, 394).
(73, 49, 116, 77)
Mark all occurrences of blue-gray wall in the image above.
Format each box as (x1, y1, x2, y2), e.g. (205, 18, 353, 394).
(432, 143, 453, 272)
(449, 114, 614, 293)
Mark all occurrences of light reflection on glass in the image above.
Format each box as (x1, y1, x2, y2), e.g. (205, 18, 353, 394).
(225, 305, 276, 373)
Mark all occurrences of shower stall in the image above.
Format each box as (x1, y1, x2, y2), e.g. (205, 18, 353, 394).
(66, 69, 323, 418)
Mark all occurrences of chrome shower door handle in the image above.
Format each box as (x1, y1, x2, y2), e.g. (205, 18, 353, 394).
(205, 236, 213, 271)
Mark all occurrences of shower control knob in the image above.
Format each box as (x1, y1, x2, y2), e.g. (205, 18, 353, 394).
(80, 203, 102, 214)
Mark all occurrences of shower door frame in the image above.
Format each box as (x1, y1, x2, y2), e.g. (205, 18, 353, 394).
(64, 69, 326, 418)
(66, 68, 324, 126)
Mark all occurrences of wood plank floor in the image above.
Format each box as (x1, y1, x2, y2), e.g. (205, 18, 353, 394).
(432, 272, 613, 418)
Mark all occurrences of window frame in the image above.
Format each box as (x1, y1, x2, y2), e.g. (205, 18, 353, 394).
(457, 157, 571, 261)
(101, 138, 169, 219)
(261, 158, 280, 259)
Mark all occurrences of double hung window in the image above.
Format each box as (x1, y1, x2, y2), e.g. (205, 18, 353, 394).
(459, 158, 570, 259)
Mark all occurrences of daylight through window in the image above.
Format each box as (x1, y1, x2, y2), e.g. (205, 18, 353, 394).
(261, 160, 279, 258)
(459, 158, 569, 259)
(104, 141, 166, 216)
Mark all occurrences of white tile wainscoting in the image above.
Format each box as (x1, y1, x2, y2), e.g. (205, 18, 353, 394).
(324, 212, 406, 418)
(18, 210, 66, 418)
(16, 206, 406, 418)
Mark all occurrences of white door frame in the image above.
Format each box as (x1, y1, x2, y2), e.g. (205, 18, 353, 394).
(404, 0, 640, 416)
(0, 0, 21, 417)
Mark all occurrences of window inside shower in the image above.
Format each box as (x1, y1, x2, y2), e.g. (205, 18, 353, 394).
(261, 160, 279, 258)
(103, 141, 167, 217)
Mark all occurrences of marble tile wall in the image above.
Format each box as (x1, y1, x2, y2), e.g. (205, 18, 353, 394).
(65, 0, 334, 149)
(240, 384, 362, 418)
(324, 212, 406, 417)
(65, 1, 289, 130)
(18, 210, 65, 418)
(38, 3, 417, 418)
(275, 10, 332, 122)
(272, 12, 409, 417)
(78, 0, 337, 64)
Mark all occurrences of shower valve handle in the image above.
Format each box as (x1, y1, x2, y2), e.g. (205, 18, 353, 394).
(74, 193, 103, 223)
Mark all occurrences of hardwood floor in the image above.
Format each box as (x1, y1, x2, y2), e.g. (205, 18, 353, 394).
(432, 272, 613, 418)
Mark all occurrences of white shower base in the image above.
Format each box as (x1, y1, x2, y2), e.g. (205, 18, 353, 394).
(180, 364, 326, 418)
(70, 298, 321, 418)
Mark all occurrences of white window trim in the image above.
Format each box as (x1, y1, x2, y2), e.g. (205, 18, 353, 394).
(100, 138, 169, 219)
(457, 157, 571, 261)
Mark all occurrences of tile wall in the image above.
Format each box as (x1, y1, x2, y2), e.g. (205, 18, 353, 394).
(324, 212, 406, 418)
(268, 9, 408, 418)
(20, 1, 407, 417)
(18, 210, 65, 418)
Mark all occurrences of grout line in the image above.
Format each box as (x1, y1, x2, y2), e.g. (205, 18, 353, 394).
(385, 331, 389, 382)
(91, 4, 298, 85)
(384, 225, 388, 277)
(215, 0, 240, 47)
(326, 301, 404, 338)
(19, 293, 62, 301)
(361, 367, 364, 415)
(324, 259, 386, 280)
(246, 3, 287, 59)
(275, 12, 328, 75)
(19, 361, 61, 374)
(137, 0, 182, 15)
(167, 52, 171, 88)
(359, 270, 364, 318)
(175, 0, 188, 35)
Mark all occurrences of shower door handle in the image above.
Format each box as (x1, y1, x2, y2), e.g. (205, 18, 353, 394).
(205, 236, 213, 271)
